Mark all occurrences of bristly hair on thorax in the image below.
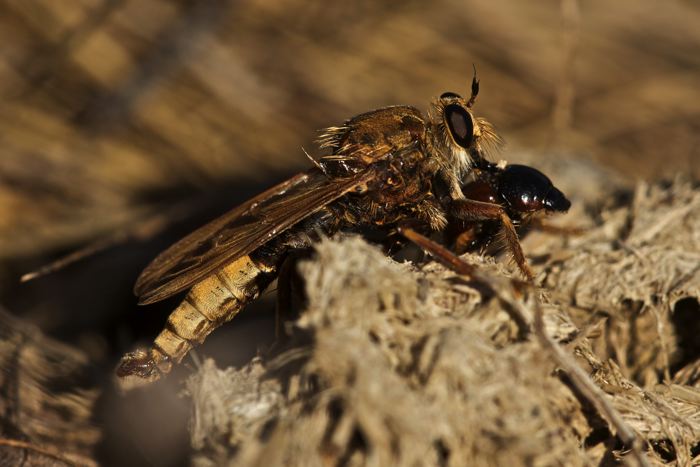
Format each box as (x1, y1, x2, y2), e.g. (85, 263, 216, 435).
(314, 95, 504, 189)
(316, 125, 348, 151)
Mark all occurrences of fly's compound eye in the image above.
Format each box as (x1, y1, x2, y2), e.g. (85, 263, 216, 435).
(440, 91, 461, 99)
(444, 104, 474, 148)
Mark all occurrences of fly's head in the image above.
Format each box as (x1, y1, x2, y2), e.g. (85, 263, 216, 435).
(428, 72, 503, 179)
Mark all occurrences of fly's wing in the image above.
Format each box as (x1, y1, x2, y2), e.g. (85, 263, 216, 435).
(134, 168, 372, 304)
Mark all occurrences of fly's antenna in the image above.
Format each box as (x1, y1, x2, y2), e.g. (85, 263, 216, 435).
(467, 64, 479, 108)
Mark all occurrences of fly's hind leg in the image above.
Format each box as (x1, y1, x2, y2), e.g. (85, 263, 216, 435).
(275, 258, 293, 340)
(275, 252, 310, 340)
(450, 198, 534, 280)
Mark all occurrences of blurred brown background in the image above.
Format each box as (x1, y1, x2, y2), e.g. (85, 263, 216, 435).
(0, 0, 698, 465)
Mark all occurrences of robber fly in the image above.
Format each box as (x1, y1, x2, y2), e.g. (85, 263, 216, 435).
(117, 74, 566, 388)
(448, 163, 571, 256)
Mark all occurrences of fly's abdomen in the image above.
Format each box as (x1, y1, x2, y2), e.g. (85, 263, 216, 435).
(116, 254, 277, 389)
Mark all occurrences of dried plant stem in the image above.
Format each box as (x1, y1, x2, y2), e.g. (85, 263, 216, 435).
(0, 438, 84, 467)
(21, 204, 189, 282)
(551, 0, 580, 143)
(531, 301, 651, 467)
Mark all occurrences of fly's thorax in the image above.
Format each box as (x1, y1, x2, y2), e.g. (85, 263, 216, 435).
(317, 106, 427, 175)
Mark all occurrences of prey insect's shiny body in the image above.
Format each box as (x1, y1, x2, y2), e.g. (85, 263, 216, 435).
(449, 164, 571, 254)
(117, 78, 548, 388)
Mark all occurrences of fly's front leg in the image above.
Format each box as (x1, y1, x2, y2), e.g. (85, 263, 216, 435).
(527, 218, 586, 236)
(450, 199, 534, 280)
(452, 226, 478, 255)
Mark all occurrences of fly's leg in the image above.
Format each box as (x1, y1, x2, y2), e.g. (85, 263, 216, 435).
(452, 226, 478, 255)
(399, 226, 531, 336)
(528, 218, 586, 236)
(450, 198, 534, 280)
(274, 253, 308, 339)
(398, 226, 475, 276)
(275, 258, 293, 340)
